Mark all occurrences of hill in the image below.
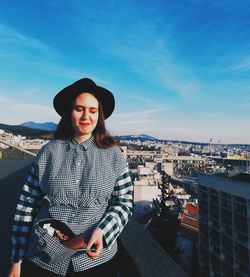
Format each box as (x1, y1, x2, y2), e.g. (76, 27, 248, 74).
(0, 123, 53, 139)
(117, 134, 158, 141)
(20, 121, 57, 131)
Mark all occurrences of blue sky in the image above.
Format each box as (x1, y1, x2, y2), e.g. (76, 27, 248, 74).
(0, 0, 250, 144)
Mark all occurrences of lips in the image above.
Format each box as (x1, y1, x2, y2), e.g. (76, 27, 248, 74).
(79, 122, 90, 126)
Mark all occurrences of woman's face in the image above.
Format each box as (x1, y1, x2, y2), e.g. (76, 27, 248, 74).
(71, 92, 99, 142)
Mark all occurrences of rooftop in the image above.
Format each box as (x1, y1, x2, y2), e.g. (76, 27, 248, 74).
(198, 173, 250, 198)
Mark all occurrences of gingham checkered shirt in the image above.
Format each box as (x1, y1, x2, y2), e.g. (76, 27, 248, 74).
(11, 137, 133, 266)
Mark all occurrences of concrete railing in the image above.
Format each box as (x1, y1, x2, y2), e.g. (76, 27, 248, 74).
(118, 217, 187, 276)
(0, 138, 36, 157)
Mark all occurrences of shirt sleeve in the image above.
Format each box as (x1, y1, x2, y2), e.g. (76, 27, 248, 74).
(98, 166, 134, 248)
(10, 162, 44, 263)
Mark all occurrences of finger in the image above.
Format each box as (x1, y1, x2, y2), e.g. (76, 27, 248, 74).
(86, 243, 102, 259)
(86, 250, 97, 258)
(86, 248, 98, 259)
(86, 239, 95, 251)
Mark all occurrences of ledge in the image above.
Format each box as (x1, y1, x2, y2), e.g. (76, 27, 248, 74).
(118, 217, 187, 277)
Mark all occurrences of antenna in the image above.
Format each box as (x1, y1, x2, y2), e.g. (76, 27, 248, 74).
(209, 138, 212, 156)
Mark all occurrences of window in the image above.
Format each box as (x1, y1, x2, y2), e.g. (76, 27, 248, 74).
(233, 200, 247, 216)
(234, 243, 249, 267)
(221, 209, 232, 226)
(234, 215, 248, 233)
(220, 192, 232, 209)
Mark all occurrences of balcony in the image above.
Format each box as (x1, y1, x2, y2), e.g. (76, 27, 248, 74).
(0, 159, 187, 276)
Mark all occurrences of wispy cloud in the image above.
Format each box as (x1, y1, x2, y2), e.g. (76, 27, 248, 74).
(0, 23, 99, 81)
(73, 3, 201, 96)
(220, 57, 250, 73)
(111, 119, 156, 125)
(0, 94, 59, 124)
(0, 94, 11, 104)
(123, 94, 170, 108)
(116, 108, 168, 118)
(0, 23, 58, 59)
(108, 107, 169, 136)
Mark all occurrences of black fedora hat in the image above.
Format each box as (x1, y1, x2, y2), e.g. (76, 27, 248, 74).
(53, 78, 115, 119)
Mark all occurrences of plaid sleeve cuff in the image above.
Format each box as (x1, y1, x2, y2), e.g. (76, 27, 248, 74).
(98, 166, 133, 248)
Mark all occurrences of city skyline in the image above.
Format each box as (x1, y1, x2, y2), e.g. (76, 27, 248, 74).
(0, 1, 250, 144)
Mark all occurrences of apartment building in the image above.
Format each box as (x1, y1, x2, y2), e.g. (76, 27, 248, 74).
(165, 156, 207, 175)
(198, 174, 250, 276)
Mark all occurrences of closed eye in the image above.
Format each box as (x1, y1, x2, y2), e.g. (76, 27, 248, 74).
(72, 106, 98, 114)
(89, 108, 98, 114)
(72, 106, 84, 112)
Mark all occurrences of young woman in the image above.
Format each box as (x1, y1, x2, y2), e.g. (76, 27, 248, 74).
(8, 78, 133, 277)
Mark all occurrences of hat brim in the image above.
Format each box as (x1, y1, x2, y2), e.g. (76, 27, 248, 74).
(53, 78, 115, 119)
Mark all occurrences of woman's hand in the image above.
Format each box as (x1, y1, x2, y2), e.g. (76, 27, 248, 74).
(61, 233, 85, 249)
(86, 228, 104, 259)
(8, 262, 21, 277)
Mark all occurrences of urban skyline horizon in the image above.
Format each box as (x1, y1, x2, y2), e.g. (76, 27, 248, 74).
(1, 120, 250, 146)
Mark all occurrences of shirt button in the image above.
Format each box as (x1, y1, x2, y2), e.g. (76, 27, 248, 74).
(76, 180, 79, 183)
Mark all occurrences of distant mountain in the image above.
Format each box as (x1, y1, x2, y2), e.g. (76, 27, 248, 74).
(117, 134, 158, 141)
(0, 123, 53, 139)
(20, 121, 57, 131)
(116, 134, 216, 145)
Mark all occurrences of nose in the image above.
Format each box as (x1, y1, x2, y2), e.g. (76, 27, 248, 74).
(81, 110, 89, 120)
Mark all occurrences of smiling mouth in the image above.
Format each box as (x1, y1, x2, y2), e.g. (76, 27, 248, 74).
(79, 122, 91, 126)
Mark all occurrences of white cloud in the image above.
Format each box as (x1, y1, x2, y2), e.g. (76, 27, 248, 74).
(221, 57, 250, 73)
(115, 108, 168, 119)
(0, 23, 100, 81)
(0, 23, 58, 61)
(0, 94, 12, 104)
(0, 94, 59, 124)
(122, 94, 169, 108)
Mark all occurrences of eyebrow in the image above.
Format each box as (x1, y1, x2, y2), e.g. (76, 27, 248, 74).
(72, 105, 99, 110)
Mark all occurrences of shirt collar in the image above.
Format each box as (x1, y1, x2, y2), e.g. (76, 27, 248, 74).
(68, 136, 95, 151)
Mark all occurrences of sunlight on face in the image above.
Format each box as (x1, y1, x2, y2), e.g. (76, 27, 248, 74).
(71, 92, 99, 143)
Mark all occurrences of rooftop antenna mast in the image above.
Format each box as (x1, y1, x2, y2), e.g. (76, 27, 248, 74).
(209, 138, 213, 156)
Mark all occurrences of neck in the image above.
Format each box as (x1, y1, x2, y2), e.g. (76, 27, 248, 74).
(74, 133, 92, 143)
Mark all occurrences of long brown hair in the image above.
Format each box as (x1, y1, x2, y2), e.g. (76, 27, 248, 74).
(54, 93, 117, 148)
